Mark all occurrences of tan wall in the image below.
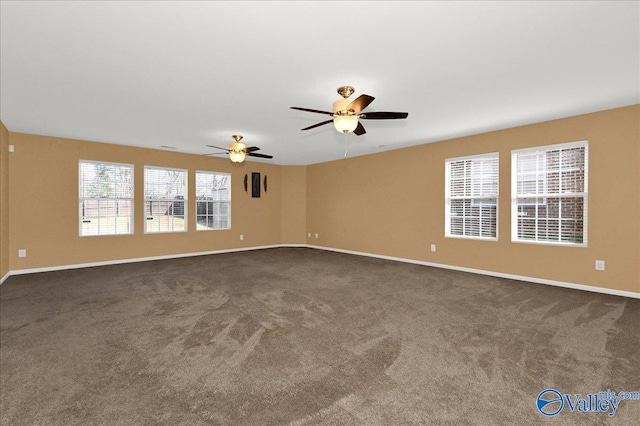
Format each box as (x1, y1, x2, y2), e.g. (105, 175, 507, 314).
(4, 105, 639, 295)
(281, 166, 307, 244)
(8, 133, 287, 270)
(307, 105, 640, 294)
(0, 121, 9, 279)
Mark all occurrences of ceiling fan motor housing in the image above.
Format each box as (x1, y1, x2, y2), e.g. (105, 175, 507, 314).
(333, 98, 354, 115)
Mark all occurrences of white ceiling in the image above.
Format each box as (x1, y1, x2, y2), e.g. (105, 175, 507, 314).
(1, 1, 638, 165)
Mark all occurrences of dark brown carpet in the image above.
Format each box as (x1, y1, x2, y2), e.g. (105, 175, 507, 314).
(1, 247, 638, 425)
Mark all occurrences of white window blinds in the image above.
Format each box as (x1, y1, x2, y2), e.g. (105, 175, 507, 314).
(445, 153, 499, 239)
(144, 166, 187, 233)
(79, 161, 134, 236)
(195, 171, 231, 230)
(511, 141, 588, 246)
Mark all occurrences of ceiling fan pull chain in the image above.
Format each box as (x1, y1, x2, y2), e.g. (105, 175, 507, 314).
(344, 132, 348, 157)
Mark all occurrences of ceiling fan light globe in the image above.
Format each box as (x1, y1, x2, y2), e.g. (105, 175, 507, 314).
(229, 142, 246, 163)
(229, 152, 245, 163)
(334, 115, 358, 133)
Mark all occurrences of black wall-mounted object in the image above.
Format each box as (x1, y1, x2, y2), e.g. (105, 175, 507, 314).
(264, 175, 268, 193)
(244, 174, 248, 192)
(252, 172, 261, 198)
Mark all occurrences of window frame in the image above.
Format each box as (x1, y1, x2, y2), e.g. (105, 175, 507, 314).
(511, 140, 588, 247)
(143, 165, 188, 234)
(195, 170, 231, 231)
(79, 160, 134, 237)
(445, 152, 499, 241)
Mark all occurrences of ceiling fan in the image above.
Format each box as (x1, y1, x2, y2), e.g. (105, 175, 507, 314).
(290, 86, 408, 135)
(205, 135, 273, 163)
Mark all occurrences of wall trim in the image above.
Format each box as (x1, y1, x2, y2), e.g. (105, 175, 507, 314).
(2, 244, 302, 282)
(2, 243, 638, 300)
(306, 245, 640, 300)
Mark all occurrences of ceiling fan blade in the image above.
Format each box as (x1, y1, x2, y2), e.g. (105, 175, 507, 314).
(290, 107, 334, 116)
(347, 94, 375, 113)
(203, 152, 229, 156)
(205, 145, 229, 151)
(244, 146, 261, 152)
(247, 152, 273, 159)
(360, 111, 408, 120)
(353, 122, 366, 136)
(301, 119, 333, 131)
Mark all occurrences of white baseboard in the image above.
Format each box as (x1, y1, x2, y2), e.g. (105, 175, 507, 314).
(3, 244, 292, 280)
(3, 244, 639, 300)
(306, 244, 640, 300)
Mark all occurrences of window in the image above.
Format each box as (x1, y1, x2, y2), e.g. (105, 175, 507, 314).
(144, 166, 187, 233)
(445, 153, 499, 239)
(79, 160, 133, 236)
(511, 141, 588, 246)
(195, 171, 231, 230)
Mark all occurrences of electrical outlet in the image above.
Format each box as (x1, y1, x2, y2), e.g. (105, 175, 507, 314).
(308, 232, 311, 238)
(595, 260, 605, 271)
(315, 233, 318, 239)
(18, 249, 26, 257)
(240, 234, 244, 241)
(8, 145, 15, 153)
(430, 244, 436, 252)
